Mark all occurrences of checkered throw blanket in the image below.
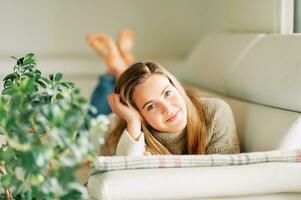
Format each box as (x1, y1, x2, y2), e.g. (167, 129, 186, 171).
(92, 149, 301, 174)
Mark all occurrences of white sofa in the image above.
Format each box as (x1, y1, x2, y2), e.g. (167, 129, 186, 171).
(87, 33, 301, 199)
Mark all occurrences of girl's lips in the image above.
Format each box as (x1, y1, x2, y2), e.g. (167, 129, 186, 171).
(166, 110, 179, 122)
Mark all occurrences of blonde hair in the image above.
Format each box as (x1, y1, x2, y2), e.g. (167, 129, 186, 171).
(102, 62, 208, 155)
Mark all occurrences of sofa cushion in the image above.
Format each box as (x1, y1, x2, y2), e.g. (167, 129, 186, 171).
(181, 33, 265, 93)
(88, 149, 301, 199)
(88, 161, 301, 200)
(280, 116, 301, 150)
(226, 34, 301, 112)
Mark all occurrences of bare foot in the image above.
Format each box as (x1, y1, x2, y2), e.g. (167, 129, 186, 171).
(117, 29, 135, 65)
(86, 33, 127, 77)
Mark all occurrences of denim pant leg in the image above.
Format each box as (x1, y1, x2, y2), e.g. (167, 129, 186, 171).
(89, 74, 116, 117)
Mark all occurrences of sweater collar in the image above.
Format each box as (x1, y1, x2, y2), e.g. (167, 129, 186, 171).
(151, 127, 187, 155)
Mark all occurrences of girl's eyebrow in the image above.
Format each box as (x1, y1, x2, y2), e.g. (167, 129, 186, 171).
(141, 85, 170, 110)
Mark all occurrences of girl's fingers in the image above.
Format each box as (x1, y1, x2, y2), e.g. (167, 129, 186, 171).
(108, 93, 142, 123)
(112, 94, 120, 110)
(113, 93, 126, 110)
(107, 93, 116, 112)
(108, 93, 125, 113)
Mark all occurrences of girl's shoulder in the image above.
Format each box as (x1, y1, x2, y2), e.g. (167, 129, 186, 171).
(198, 97, 234, 127)
(199, 97, 232, 113)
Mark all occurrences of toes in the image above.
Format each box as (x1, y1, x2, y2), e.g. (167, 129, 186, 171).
(118, 29, 135, 40)
(117, 29, 135, 50)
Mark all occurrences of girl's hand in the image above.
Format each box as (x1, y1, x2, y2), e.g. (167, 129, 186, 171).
(107, 93, 142, 140)
(107, 93, 141, 123)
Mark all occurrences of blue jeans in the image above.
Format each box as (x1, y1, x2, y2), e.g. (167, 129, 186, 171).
(89, 74, 116, 117)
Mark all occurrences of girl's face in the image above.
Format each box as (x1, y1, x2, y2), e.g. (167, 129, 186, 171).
(133, 74, 187, 132)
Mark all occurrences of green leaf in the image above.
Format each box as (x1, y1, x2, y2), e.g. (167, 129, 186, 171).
(0, 174, 11, 188)
(17, 57, 24, 65)
(56, 93, 64, 100)
(50, 73, 63, 82)
(23, 53, 35, 65)
(4, 79, 13, 88)
(60, 183, 88, 200)
(3, 73, 16, 82)
(41, 77, 51, 85)
(37, 80, 47, 88)
(21, 77, 35, 92)
(49, 74, 54, 81)
(77, 97, 87, 104)
(55, 73, 63, 82)
(33, 85, 39, 93)
(11, 95, 22, 110)
(73, 88, 80, 95)
(34, 69, 41, 76)
(23, 72, 35, 78)
(23, 65, 35, 72)
(60, 82, 73, 89)
(31, 174, 45, 186)
(25, 53, 34, 60)
(11, 56, 18, 60)
(2, 85, 20, 96)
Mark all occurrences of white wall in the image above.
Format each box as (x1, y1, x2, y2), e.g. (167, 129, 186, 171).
(0, 0, 227, 97)
(0, 0, 227, 59)
(0, 0, 294, 98)
(1, 0, 292, 59)
(225, 0, 294, 34)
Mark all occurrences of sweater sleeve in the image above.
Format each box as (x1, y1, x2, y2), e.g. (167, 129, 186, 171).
(205, 98, 240, 154)
(115, 129, 145, 156)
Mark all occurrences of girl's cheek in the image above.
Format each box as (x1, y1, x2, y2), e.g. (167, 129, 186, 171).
(175, 95, 185, 105)
(150, 115, 161, 125)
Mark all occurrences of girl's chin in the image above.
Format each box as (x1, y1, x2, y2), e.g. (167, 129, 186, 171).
(152, 118, 187, 132)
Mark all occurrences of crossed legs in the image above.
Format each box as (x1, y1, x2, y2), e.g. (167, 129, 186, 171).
(86, 29, 135, 78)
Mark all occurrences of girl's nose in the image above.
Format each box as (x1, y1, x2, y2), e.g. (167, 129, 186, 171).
(161, 100, 172, 114)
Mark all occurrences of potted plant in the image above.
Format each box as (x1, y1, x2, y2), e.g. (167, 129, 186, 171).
(0, 53, 108, 199)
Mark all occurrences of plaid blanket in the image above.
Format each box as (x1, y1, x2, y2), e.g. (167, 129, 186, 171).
(92, 148, 301, 174)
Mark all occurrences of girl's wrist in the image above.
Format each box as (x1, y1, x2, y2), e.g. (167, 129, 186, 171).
(126, 120, 141, 141)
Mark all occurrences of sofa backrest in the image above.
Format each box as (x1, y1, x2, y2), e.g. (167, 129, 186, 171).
(180, 33, 301, 152)
(183, 33, 265, 93)
(227, 34, 301, 112)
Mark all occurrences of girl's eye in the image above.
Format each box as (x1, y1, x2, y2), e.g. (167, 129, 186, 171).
(147, 104, 156, 111)
(164, 90, 172, 97)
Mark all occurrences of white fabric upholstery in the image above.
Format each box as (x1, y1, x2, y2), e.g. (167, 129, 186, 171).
(226, 34, 301, 112)
(88, 163, 301, 200)
(182, 33, 265, 93)
(280, 117, 301, 150)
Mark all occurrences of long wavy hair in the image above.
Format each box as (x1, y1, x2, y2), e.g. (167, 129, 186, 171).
(102, 62, 208, 155)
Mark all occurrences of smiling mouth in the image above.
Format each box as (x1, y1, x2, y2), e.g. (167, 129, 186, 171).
(166, 110, 179, 122)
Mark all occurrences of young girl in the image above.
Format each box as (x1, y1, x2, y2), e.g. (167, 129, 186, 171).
(87, 30, 240, 156)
